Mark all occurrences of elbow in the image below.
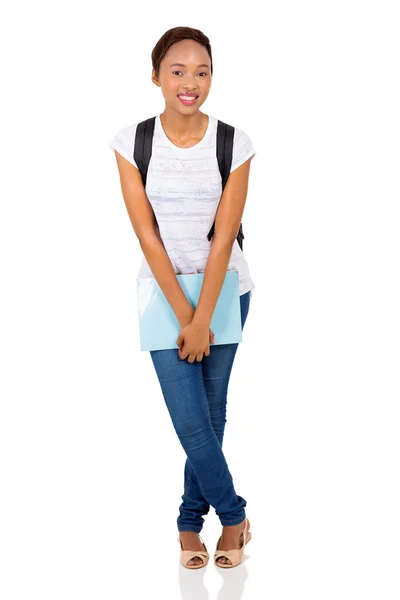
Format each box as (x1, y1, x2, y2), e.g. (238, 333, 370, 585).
(138, 227, 163, 248)
(212, 232, 237, 249)
(212, 221, 240, 248)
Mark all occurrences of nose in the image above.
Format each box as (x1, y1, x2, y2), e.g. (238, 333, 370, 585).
(182, 73, 199, 87)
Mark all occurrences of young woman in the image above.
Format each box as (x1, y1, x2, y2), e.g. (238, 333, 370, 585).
(109, 26, 256, 569)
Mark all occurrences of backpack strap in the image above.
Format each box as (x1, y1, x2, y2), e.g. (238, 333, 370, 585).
(217, 119, 234, 189)
(134, 116, 156, 188)
(207, 120, 244, 250)
(133, 116, 159, 230)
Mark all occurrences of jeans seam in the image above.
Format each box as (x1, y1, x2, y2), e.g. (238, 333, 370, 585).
(198, 368, 211, 420)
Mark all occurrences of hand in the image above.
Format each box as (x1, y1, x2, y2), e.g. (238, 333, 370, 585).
(176, 322, 215, 363)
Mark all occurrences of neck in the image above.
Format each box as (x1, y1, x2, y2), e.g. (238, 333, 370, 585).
(160, 109, 207, 140)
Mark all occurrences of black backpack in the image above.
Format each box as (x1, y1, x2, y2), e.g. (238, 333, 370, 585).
(133, 116, 245, 251)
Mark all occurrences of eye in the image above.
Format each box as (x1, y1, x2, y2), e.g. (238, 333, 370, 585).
(171, 70, 208, 76)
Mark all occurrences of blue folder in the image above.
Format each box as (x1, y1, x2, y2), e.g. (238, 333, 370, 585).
(137, 270, 242, 351)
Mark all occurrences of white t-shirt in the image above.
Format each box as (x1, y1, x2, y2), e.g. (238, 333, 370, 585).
(109, 113, 256, 296)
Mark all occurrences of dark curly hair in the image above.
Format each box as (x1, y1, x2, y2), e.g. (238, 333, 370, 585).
(151, 26, 213, 80)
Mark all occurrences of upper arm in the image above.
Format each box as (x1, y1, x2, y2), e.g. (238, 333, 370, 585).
(213, 128, 256, 243)
(109, 123, 158, 241)
(113, 150, 158, 241)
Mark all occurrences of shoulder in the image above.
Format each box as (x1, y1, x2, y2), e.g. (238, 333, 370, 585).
(109, 122, 139, 168)
(228, 123, 257, 173)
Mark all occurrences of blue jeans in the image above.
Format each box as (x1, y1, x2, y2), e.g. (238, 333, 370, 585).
(149, 290, 251, 533)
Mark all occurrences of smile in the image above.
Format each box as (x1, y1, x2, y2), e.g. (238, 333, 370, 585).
(177, 95, 199, 105)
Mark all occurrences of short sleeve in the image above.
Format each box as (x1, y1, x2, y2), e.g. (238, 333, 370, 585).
(230, 128, 257, 173)
(109, 124, 139, 169)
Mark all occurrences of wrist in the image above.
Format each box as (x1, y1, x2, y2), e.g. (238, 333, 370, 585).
(191, 312, 211, 328)
(177, 306, 195, 328)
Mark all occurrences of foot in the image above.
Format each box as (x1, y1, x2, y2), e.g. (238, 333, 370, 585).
(215, 517, 250, 566)
(179, 531, 207, 567)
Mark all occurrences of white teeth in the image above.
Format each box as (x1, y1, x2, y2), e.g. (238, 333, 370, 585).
(179, 96, 197, 100)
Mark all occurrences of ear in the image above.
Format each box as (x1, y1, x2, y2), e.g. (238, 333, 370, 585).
(151, 69, 160, 87)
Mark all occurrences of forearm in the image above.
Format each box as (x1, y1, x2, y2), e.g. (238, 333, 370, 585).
(192, 237, 235, 327)
(139, 233, 194, 326)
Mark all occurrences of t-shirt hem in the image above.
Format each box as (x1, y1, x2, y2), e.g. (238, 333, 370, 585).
(239, 283, 255, 297)
(109, 143, 138, 169)
(230, 150, 257, 173)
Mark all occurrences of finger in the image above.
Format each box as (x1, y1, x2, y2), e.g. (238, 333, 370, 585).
(176, 335, 182, 348)
(196, 353, 203, 362)
(178, 347, 189, 360)
(188, 354, 196, 364)
(204, 346, 210, 357)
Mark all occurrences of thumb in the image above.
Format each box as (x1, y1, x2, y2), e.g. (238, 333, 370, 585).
(209, 329, 215, 344)
(176, 334, 183, 348)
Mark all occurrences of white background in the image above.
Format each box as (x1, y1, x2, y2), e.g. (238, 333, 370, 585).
(1, 1, 399, 599)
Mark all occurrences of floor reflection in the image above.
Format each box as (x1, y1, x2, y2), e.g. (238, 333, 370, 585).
(178, 554, 250, 600)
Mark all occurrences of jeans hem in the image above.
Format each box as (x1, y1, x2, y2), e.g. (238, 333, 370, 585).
(177, 525, 203, 533)
(219, 513, 246, 527)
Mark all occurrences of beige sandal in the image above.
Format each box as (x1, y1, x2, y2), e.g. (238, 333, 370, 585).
(178, 533, 210, 569)
(214, 517, 252, 568)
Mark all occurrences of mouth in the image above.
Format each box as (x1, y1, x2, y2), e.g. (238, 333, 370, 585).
(177, 94, 199, 106)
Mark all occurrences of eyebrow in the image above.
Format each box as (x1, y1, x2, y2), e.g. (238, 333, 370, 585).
(169, 63, 210, 68)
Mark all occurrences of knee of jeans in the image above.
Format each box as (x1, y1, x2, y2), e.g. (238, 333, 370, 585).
(176, 419, 214, 451)
(209, 405, 227, 441)
(204, 376, 229, 398)
(211, 422, 226, 443)
(208, 402, 227, 424)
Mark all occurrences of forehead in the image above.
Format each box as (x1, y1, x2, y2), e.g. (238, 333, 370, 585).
(164, 39, 210, 65)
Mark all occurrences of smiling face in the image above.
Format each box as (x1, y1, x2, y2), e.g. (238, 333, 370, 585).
(152, 39, 212, 113)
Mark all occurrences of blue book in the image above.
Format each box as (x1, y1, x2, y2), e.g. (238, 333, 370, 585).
(137, 270, 242, 351)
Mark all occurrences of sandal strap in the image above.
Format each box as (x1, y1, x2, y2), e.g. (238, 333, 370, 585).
(180, 550, 209, 566)
(214, 518, 250, 565)
(181, 550, 209, 559)
(214, 548, 242, 559)
(178, 535, 209, 565)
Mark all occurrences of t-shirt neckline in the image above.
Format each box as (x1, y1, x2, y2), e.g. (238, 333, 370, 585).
(156, 114, 213, 151)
